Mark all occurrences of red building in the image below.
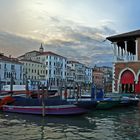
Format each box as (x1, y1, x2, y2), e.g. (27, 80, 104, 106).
(93, 68, 104, 89)
(107, 30, 140, 94)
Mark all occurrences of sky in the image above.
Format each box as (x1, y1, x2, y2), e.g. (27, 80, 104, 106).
(0, 0, 140, 67)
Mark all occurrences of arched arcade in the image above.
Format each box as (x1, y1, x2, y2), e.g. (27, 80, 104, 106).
(118, 68, 136, 93)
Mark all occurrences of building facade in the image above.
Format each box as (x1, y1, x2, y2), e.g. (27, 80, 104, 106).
(67, 61, 86, 84)
(85, 67, 93, 84)
(34, 51, 67, 88)
(93, 66, 112, 92)
(18, 44, 93, 89)
(93, 68, 104, 89)
(0, 53, 23, 88)
(18, 51, 41, 60)
(66, 65, 75, 86)
(107, 29, 140, 94)
(18, 45, 67, 88)
(19, 59, 46, 86)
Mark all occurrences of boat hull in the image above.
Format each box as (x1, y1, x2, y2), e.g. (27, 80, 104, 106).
(67, 98, 97, 109)
(2, 104, 87, 115)
(119, 98, 139, 107)
(96, 100, 120, 110)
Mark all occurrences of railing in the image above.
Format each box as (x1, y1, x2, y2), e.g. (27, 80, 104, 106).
(116, 54, 136, 62)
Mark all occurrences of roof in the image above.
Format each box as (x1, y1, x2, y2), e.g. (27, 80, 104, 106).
(0, 54, 22, 64)
(26, 50, 40, 54)
(18, 54, 25, 58)
(93, 69, 104, 73)
(106, 29, 140, 42)
(18, 50, 41, 58)
(68, 60, 80, 64)
(38, 51, 66, 59)
(20, 59, 43, 64)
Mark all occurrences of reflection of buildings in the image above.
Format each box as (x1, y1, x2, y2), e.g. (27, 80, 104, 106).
(0, 53, 23, 86)
(107, 29, 140, 93)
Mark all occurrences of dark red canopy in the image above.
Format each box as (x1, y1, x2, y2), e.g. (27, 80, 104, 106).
(120, 70, 134, 84)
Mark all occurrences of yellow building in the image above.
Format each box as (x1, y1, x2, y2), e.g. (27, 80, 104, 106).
(20, 59, 46, 86)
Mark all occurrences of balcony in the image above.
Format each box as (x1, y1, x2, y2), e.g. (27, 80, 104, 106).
(116, 54, 136, 62)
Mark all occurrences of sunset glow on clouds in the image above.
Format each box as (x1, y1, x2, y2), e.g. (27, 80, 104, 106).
(0, 0, 140, 66)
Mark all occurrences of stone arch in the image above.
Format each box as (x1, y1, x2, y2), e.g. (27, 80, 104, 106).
(135, 70, 140, 94)
(136, 70, 140, 82)
(117, 67, 136, 93)
(118, 67, 136, 82)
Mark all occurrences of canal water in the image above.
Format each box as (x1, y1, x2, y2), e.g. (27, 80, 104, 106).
(0, 107, 140, 140)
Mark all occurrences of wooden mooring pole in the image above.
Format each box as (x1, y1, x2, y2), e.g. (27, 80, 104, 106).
(42, 84, 45, 117)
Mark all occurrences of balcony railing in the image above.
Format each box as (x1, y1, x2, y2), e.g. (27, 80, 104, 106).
(116, 54, 136, 62)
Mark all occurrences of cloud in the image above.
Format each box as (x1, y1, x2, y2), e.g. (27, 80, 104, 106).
(0, 31, 40, 57)
(0, 15, 115, 67)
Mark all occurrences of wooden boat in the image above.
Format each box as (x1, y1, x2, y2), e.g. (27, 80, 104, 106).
(1, 96, 88, 115)
(96, 99, 120, 110)
(83, 87, 120, 109)
(67, 98, 98, 109)
(90, 87, 139, 109)
(118, 96, 139, 107)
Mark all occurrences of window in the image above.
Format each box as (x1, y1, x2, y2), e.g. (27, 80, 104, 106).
(49, 70, 51, 75)
(7, 72, 8, 78)
(15, 73, 16, 79)
(20, 73, 22, 80)
(11, 65, 15, 70)
(4, 64, 6, 69)
(20, 66, 22, 71)
(4, 72, 6, 78)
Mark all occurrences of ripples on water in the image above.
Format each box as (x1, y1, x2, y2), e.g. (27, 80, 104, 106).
(0, 107, 140, 140)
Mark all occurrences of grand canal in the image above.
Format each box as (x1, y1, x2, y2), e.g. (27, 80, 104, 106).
(0, 107, 140, 140)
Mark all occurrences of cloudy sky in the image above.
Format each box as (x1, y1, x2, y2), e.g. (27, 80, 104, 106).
(0, 0, 140, 67)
